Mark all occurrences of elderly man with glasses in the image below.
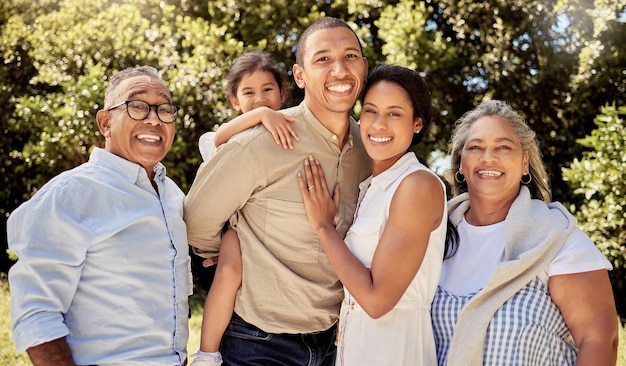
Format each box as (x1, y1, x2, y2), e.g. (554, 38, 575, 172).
(8, 66, 191, 366)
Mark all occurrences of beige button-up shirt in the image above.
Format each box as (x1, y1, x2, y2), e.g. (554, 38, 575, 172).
(185, 102, 370, 333)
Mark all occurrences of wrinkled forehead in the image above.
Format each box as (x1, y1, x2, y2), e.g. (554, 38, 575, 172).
(113, 75, 171, 102)
(465, 116, 521, 145)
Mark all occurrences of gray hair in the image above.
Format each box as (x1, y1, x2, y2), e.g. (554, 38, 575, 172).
(104, 66, 163, 108)
(446, 99, 551, 202)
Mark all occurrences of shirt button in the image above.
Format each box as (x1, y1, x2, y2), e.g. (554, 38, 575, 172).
(331, 135, 338, 140)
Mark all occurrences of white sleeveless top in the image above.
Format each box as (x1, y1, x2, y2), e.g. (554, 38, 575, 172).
(336, 152, 447, 366)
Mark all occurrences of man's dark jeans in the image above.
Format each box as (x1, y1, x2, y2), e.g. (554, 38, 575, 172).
(221, 313, 336, 366)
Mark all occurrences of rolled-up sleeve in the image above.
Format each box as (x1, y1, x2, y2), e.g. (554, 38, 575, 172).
(8, 188, 89, 352)
(184, 140, 257, 257)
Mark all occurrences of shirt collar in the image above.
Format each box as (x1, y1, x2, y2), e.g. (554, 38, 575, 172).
(89, 147, 166, 186)
(369, 152, 418, 191)
(299, 102, 356, 149)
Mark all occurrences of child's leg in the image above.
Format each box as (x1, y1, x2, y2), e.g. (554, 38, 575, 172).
(199, 228, 242, 352)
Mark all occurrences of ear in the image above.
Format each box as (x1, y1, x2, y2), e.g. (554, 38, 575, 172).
(522, 150, 530, 174)
(280, 86, 287, 103)
(292, 64, 305, 89)
(96, 109, 112, 138)
(229, 96, 241, 112)
(363, 56, 369, 76)
(413, 117, 423, 133)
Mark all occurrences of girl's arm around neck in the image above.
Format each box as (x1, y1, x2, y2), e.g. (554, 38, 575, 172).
(214, 107, 297, 149)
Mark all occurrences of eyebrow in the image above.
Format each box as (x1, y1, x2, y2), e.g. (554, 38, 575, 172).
(363, 102, 406, 110)
(127, 89, 171, 103)
(311, 46, 362, 59)
(466, 137, 517, 144)
(240, 82, 277, 90)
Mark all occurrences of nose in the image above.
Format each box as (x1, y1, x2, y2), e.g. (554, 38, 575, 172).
(331, 58, 348, 77)
(480, 148, 498, 162)
(254, 94, 268, 106)
(371, 114, 387, 130)
(143, 106, 162, 126)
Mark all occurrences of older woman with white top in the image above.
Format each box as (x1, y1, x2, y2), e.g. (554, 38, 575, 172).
(431, 99, 618, 366)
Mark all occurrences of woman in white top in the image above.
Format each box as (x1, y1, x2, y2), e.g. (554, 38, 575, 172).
(431, 99, 618, 366)
(298, 65, 452, 365)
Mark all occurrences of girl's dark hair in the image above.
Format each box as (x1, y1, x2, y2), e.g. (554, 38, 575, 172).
(444, 220, 459, 260)
(226, 50, 287, 102)
(361, 65, 432, 147)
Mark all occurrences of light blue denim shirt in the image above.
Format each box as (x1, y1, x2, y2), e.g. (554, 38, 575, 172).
(8, 147, 190, 365)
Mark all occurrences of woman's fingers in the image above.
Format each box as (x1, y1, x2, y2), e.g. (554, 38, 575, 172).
(307, 156, 329, 196)
(298, 155, 332, 202)
(303, 157, 316, 193)
(296, 170, 309, 195)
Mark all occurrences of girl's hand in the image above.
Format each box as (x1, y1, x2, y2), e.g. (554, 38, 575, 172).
(260, 110, 298, 149)
(202, 256, 219, 267)
(297, 155, 340, 231)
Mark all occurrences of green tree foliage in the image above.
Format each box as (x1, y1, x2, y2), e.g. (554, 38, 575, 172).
(562, 104, 626, 317)
(1, 0, 241, 207)
(3, 0, 624, 200)
(1, 0, 625, 311)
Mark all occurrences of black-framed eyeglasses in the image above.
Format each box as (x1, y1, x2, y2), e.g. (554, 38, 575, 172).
(107, 100, 179, 124)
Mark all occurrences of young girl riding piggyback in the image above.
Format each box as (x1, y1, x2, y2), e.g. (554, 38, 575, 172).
(191, 50, 299, 366)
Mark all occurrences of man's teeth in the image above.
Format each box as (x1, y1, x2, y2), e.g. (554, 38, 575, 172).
(478, 170, 502, 177)
(328, 84, 351, 92)
(137, 134, 161, 142)
(370, 136, 392, 143)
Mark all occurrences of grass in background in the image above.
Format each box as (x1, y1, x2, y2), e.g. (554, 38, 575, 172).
(0, 274, 30, 365)
(2, 275, 624, 364)
(188, 287, 206, 358)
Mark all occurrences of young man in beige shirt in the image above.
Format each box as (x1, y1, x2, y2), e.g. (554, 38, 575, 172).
(185, 17, 370, 365)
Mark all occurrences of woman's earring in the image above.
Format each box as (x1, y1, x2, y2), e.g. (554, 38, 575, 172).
(455, 170, 466, 183)
(521, 173, 532, 184)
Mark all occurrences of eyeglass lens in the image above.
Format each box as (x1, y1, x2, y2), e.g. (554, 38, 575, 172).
(127, 100, 177, 123)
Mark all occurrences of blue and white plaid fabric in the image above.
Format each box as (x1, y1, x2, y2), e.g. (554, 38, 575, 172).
(432, 277, 577, 366)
